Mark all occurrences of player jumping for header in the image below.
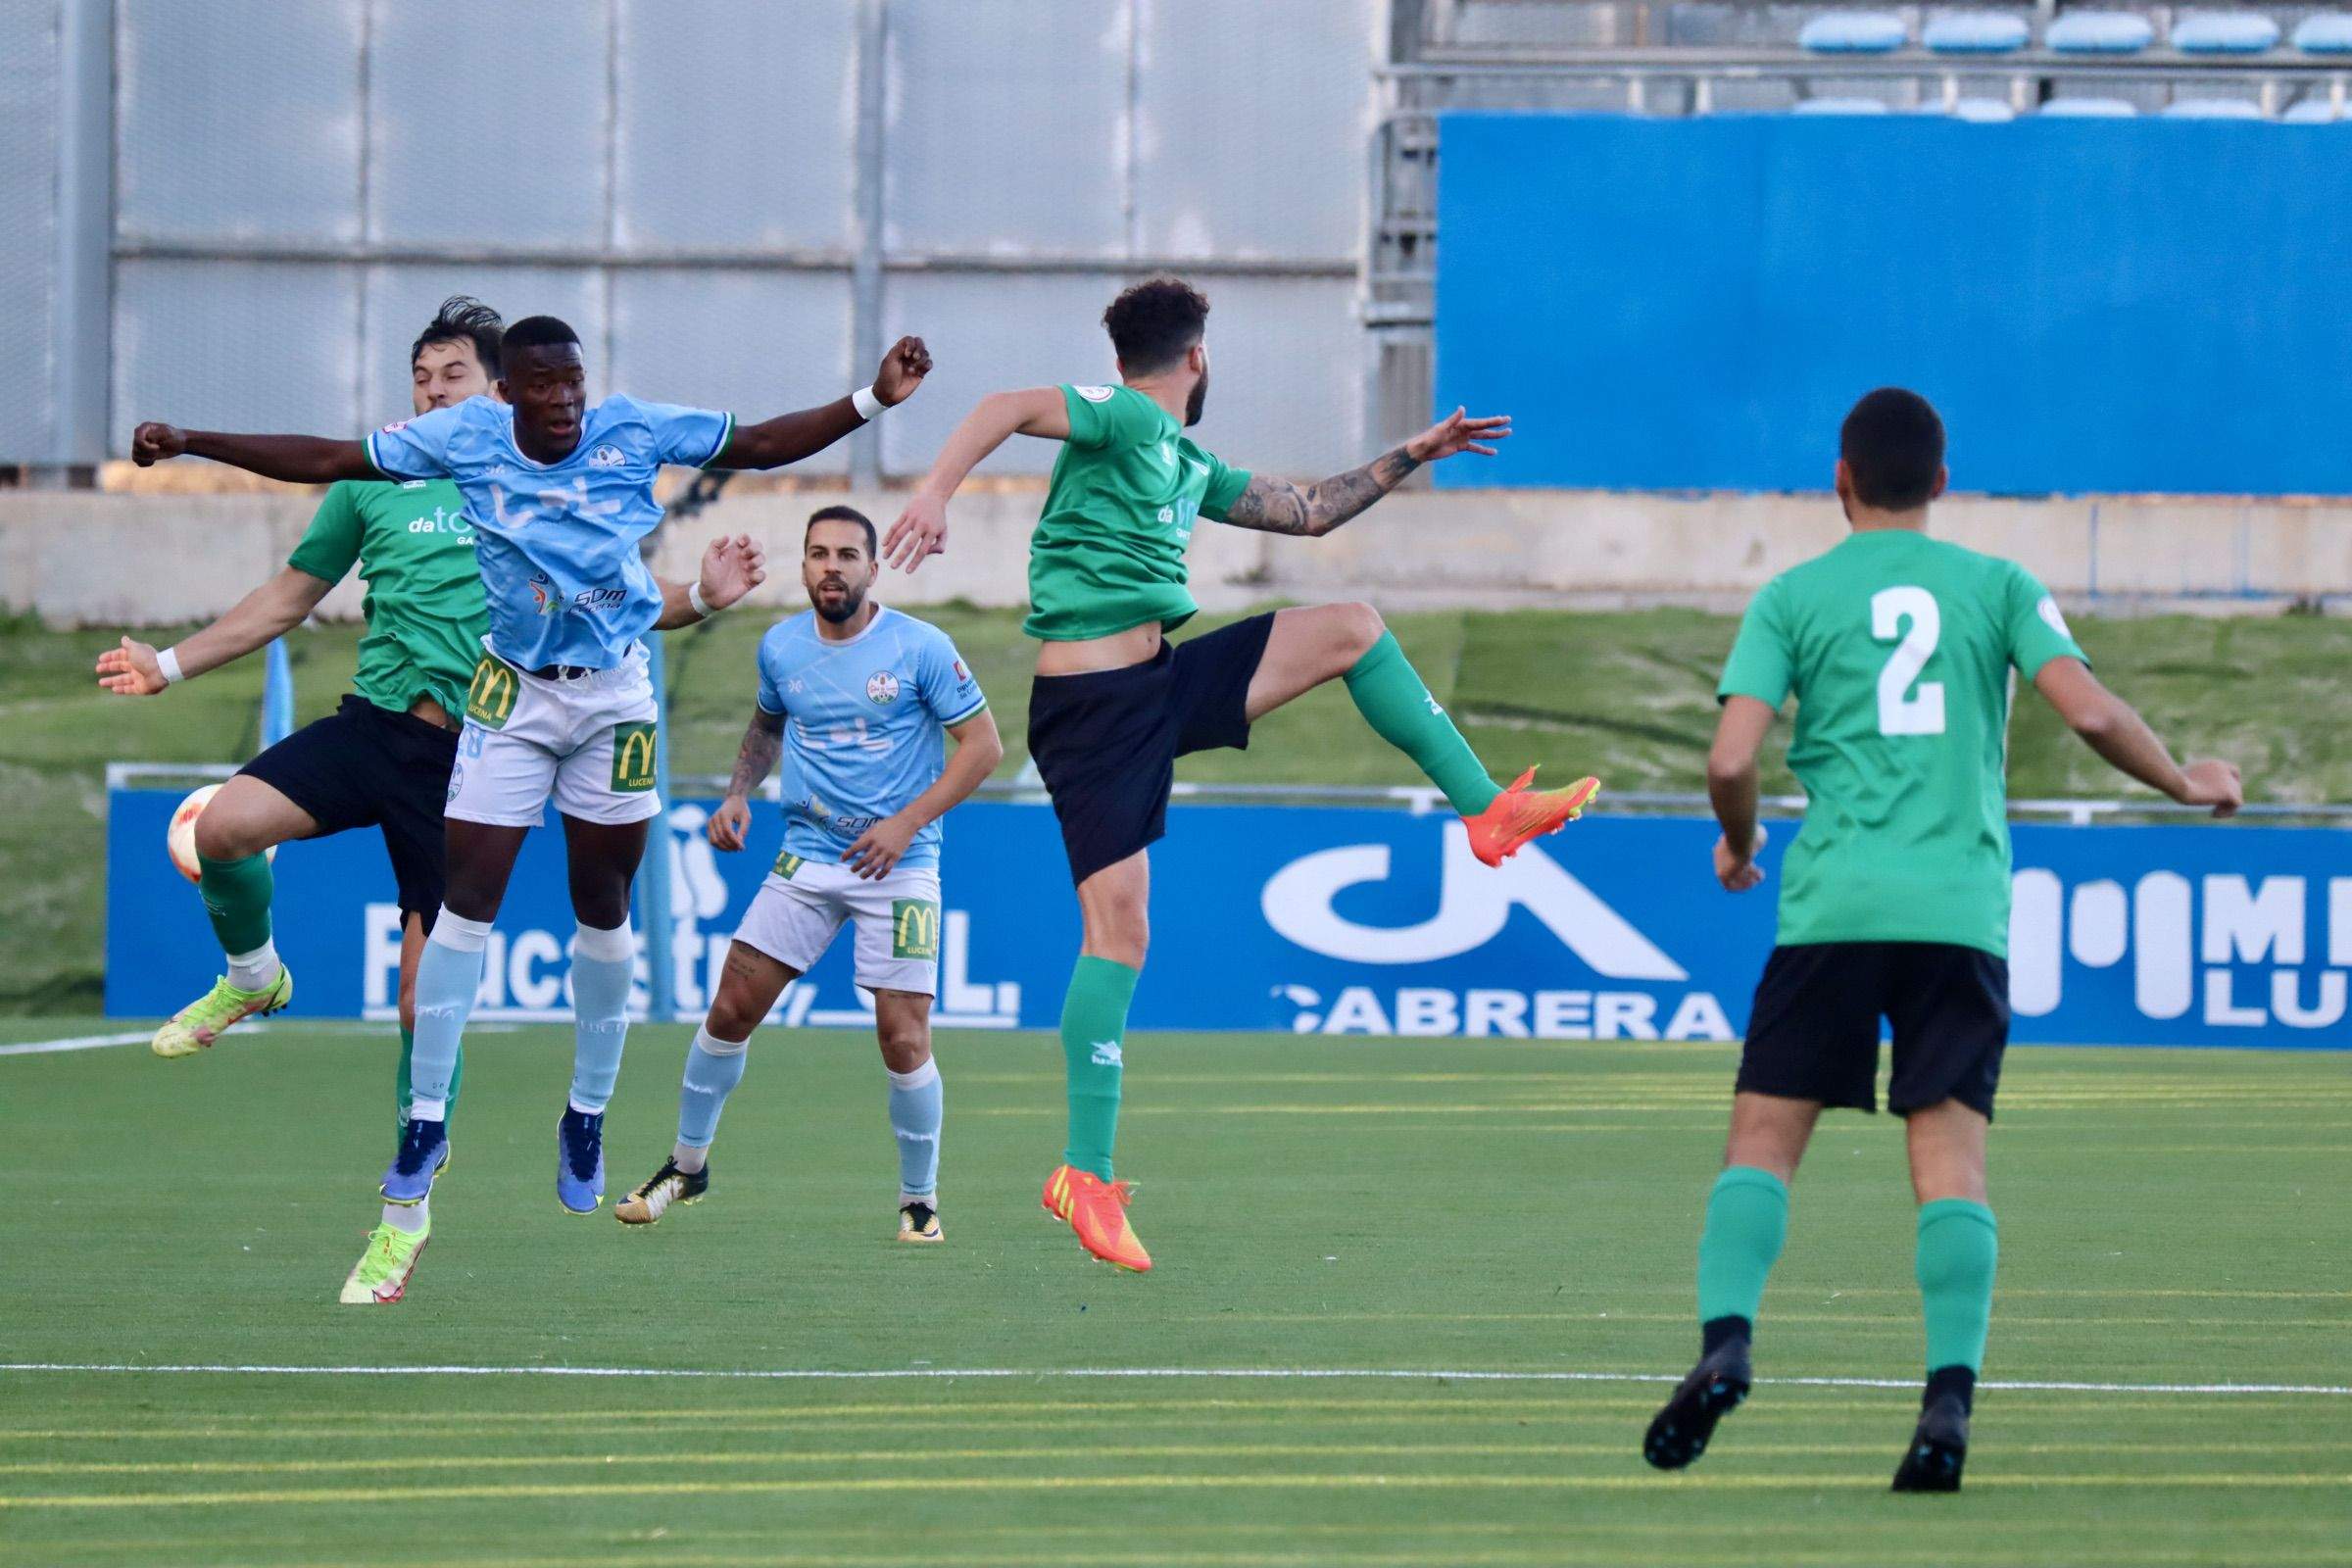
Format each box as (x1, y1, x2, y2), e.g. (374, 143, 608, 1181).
(886, 278, 1598, 1272)
(131, 318, 931, 1302)
(614, 506, 1001, 1242)
(1642, 388, 2241, 1491)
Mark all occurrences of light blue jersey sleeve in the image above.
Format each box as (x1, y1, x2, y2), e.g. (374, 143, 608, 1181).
(609, 393, 735, 469)
(754, 624, 791, 714)
(366, 401, 470, 481)
(915, 626, 988, 726)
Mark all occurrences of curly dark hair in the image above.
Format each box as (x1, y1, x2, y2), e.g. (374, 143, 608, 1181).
(1102, 276, 1210, 375)
(1840, 387, 1946, 510)
(411, 295, 506, 379)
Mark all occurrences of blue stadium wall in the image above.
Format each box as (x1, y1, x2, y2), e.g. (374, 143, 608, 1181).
(1433, 115, 2352, 496)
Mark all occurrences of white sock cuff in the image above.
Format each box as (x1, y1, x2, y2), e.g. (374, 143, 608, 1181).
(225, 941, 276, 968)
(694, 1024, 750, 1058)
(573, 920, 635, 961)
(429, 911, 494, 954)
(408, 1099, 447, 1121)
(885, 1058, 940, 1092)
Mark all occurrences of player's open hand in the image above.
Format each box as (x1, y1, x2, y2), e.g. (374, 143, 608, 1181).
(1403, 407, 1511, 465)
(698, 532, 767, 612)
(1713, 826, 1767, 893)
(884, 492, 948, 573)
(874, 336, 933, 408)
(130, 422, 187, 466)
(2178, 758, 2243, 819)
(844, 811, 917, 880)
(707, 795, 754, 853)
(96, 635, 169, 696)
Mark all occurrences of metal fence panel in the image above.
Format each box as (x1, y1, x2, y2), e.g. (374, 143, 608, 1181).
(361, 265, 609, 422)
(884, 0, 1129, 256)
(113, 260, 359, 448)
(116, 0, 361, 244)
(1183, 274, 1364, 477)
(615, 0, 856, 252)
(1134, 0, 1368, 261)
(611, 270, 852, 473)
(0, 0, 59, 459)
(368, 0, 610, 248)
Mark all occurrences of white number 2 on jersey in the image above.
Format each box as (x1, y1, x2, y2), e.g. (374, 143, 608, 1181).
(1871, 586, 1946, 736)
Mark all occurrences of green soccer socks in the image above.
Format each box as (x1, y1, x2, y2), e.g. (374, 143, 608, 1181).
(1916, 1199, 1999, 1376)
(1342, 632, 1500, 817)
(1059, 956, 1139, 1181)
(394, 1022, 464, 1134)
(1695, 1165, 1790, 1333)
(196, 851, 274, 965)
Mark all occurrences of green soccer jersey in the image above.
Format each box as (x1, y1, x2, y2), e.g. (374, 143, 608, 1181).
(1022, 383, 1252, 642)
(1717, 529, 2087, 957)
(286, 478, 488, 718)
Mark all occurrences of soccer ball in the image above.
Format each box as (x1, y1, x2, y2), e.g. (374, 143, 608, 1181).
(166, 784, 273, 884)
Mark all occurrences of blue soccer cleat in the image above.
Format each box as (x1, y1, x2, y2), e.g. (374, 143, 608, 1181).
(380, 1117, 450, 1206)
(557, 1106, 606, 1214)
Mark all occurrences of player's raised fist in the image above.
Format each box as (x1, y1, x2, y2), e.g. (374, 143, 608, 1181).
(1405, 407, 1512, 465)
(131, 422, 187, 466)
(96, 635, 169, 697)
(698, 532, 768, 612)
(2179, 758, 2244, 819)
(874, 336, 933, 407)
(884, 491, 949, 574)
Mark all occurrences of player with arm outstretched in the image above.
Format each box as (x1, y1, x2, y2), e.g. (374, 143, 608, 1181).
(1641, 388, 2242, 1491)
(131, 316, 929, 1302)
(613, 506, 1002, 1242)
(886, 278, 1598, 1273)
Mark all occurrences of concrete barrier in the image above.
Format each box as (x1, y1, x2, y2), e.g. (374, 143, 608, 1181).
(7, 485, 2348, 627)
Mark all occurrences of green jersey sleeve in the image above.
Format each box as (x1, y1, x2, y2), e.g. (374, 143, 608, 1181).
(286, 481, 366, 584)
(1199, 450, 1250, 520)
(2003, 563, 2088, 679)
(1717, 577, 1795, 708)
(1060, 384, 1155, 451)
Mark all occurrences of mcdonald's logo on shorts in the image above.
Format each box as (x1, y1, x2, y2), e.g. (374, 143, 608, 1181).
(891, 898, 941, 961)
(612, 721, 659, 793)
(772, 850, 805, 880)
(466, 653, 520, 729)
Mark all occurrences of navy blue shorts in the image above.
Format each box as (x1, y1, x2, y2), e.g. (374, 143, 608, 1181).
(1737, 941, 2010, 1119)
(237, 695, 459, 926)
(1027, 613, 1276, 885)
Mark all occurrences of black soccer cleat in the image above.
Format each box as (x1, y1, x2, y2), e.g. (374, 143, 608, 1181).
(1642, 1338, 1752, 1470)
(613, 1156, 709, 1225)
(1891, 1392, 1971, 1493)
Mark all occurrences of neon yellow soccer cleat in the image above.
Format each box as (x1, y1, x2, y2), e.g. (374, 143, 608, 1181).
(152, 968, 293, 1059)
(339, 1219, 428, 1305)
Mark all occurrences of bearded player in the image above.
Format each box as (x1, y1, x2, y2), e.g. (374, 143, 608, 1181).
(130, 318, 930, 1302)
(886, 277, 1598, 1272)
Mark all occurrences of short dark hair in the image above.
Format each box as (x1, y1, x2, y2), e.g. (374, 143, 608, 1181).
(500, 315, 582, 365)
(1839, 387, 1946, 510)
(413, 295, 504, 378)
(1102, 277, 1210, 375)
(806, 504, 876, 557)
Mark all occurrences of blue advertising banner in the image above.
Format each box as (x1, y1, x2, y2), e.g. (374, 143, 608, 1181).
(107, 793, 2350, 1048)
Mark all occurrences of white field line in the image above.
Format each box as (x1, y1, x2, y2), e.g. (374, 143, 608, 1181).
(0, 1021, 532, 1057)
(0, 1032, 151, 1056)
(0, 1364, 2344, 1396)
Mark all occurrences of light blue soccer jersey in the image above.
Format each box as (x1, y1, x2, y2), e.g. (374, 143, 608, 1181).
(756, 607, 988, 873)
(367, 394, 735, 670)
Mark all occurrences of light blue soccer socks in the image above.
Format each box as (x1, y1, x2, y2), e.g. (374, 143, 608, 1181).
(405, 910, 492, 1120)
(674, 1024, 749, 1169)
(887, 1058, 944, 1202)
(567, 920, 636, 1115)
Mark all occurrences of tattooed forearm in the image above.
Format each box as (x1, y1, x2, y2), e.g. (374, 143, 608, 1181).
(1221, 446, 1423, 538)
(726, 708, 785, 799)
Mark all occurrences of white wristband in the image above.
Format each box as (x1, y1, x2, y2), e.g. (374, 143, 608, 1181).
(157, 646, 185, 685)
(851, 384, 886, 422)
(688, 581, 716, 619)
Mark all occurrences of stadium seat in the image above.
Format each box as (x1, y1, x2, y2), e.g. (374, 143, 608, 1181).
(2280, 96, 2343, 121)
(2171, 11, 2283, 52)
(2292, 13, 2352, 53)
(1792, 95, 1895, 113)
(2046, 12, 2157, 52)
(2038, 96, 2142, 116)
(2161, 96, 2267, 117)
(1797, 12, 1908, 51)
(1923, 12, 2032, 53)
(1949, 97, 2020, 121)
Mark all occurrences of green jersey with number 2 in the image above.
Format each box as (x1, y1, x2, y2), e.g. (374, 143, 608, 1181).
(1717, 530, 2087, 957)
(1022, 383, 1252, 643)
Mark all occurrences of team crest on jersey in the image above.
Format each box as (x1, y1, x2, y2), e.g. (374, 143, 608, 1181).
(589, 444, 625, 468)
(866, 670, 902, 706)
(2037, 596, 2074, 640)
(528, 572, 562, 615)
(1074, 385, 1115, 403)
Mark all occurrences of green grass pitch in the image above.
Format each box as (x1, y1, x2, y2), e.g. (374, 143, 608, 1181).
(2, 1019, 2346, 1565)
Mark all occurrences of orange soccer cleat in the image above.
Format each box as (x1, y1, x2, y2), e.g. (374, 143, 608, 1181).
(1464, 767, 1601, 867)
(1042, 1164, 1152, 1273)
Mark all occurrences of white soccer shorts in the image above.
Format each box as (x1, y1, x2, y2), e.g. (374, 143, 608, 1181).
(731, 853, 943, 998)
(447, 642, 663, 828)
